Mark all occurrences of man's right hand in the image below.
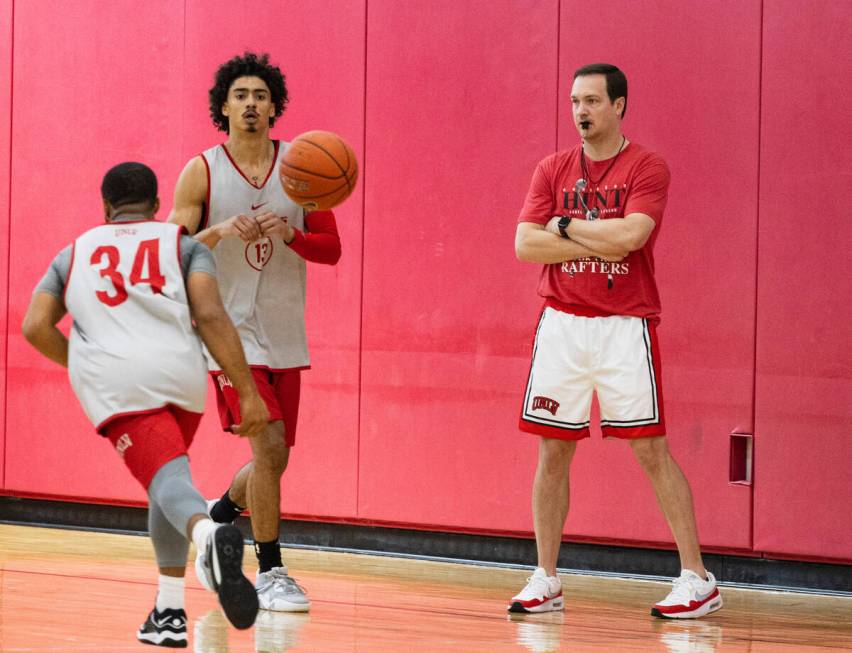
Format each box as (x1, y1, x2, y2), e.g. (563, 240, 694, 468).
(232, 392, 270, 437)
(217, 214, 263, 242)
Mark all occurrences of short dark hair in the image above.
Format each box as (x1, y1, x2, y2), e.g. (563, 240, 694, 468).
(209, 52, 289, 133)
(573, 63, 628, 118)
(101, 162, 158, 209)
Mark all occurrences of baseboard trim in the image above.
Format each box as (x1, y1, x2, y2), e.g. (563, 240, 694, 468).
(1, 496, 848, 595)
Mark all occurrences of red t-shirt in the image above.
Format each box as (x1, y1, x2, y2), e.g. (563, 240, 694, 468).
(518, 142, 670, 322)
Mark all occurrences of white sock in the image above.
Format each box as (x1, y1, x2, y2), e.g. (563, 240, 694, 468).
(156, 574, 185, 611)
(191, 518, 218, 553)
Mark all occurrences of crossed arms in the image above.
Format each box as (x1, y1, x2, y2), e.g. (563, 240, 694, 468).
(514, 213, 656, 264)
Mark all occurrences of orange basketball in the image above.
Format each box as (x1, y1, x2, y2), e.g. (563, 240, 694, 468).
(279, 130, 358, 211)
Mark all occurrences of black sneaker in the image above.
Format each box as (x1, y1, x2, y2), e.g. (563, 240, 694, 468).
(195, 524, 259, 629)
(206, 498, 235, 524)
(136, 607, 187, 648)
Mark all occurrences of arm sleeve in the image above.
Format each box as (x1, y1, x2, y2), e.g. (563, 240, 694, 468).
(518, 157, 557, 225)
(34, 245, 73, 299)
(623, 156, 670, 224)
(286, 210, 342, 265)
(180, 236, 217, 279)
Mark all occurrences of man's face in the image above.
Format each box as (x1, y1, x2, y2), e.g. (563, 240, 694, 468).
(571, 74, 623, 141)
(222, 76, 275, 133)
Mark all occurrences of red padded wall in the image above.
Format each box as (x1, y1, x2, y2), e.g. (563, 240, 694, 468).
(554, 1, 760, 551)
(180, 0, 364, 519)
(0, 0, 11, 490)
(5, 0, 186, 501)
(4, 1, 364, 517)
(2, 0, 850, 566)
(754, 1, 852, 562)
(358, 1, 557, 531)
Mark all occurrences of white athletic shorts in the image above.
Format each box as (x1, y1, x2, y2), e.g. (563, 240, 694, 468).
(519, 307, 666, 440)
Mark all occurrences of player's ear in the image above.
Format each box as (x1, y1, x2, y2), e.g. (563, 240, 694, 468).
(103, 200, 112, 221)
(221, 102, 230, 117)
(152, 198, 161, 215)
(615, 97, 625, 118)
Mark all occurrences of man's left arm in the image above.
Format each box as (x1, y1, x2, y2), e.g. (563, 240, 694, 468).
(22, 293, 69, 367)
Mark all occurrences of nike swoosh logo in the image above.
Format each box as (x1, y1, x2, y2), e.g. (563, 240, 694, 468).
(251, 202, 268, 211)
(694, 588, 718, 602)
(151, 615, 186, 629)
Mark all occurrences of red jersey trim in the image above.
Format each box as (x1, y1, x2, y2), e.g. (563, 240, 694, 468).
(94, 404, 204, 435)
(199, 153, 211, 232)
(221, 140, 280, 189)
(208, 364, 311, 378)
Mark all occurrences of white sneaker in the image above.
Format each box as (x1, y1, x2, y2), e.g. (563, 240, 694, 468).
(507, 568, 564, 613)
(651, 570, 723, 619)
(194, 524, 259, 629)
(256, 567, 311, 613)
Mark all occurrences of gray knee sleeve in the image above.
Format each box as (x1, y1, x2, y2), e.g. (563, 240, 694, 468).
(148, 499, 189, 568)
(147, 456, 208, 568)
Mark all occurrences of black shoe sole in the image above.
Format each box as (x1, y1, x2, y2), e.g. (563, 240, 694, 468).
(212, 525, 259, 630)
(508, 602, 530, 613)
(137, 634, 188, 648)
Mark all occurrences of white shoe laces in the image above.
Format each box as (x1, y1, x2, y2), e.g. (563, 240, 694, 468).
(667, 572, 710, 604)
(265, 568, 307, 596)
(668, 574, 694, 602)
(518, 573, 557, 600)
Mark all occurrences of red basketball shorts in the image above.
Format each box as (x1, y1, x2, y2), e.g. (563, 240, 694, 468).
(519, 308, 666, 440)
(211, 368, 301, 447)
(101, 406, 203, 489)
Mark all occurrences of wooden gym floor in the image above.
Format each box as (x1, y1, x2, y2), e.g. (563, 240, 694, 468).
(0, 524, 850, 652)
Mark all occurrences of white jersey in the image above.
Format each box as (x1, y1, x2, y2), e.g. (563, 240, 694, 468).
(64, 220, 208, 429)
(201, 140, 308, 371)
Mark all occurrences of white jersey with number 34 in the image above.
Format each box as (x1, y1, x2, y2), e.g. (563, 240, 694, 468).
(64, 220, 207, 429)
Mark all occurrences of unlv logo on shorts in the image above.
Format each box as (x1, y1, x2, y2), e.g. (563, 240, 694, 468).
(115, 433, 133, 458)
(532, 396, 560, 416)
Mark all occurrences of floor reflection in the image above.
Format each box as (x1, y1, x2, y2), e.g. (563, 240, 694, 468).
(652, 618, 723, 653)
(509, 611, 565, 653)
(193, 608, 310, 653)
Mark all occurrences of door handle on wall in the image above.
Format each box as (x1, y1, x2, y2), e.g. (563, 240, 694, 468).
(729, 431, 754, 485)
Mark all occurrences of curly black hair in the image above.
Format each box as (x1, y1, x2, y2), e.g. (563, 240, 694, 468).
(209, 52, 289, 133)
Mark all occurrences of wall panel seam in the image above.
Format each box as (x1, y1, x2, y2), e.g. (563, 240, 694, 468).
(356, 0, 368, 518)
(750, 0, 765, 554)
(555, 0, 561, 150)
(2, 0, 17, 490)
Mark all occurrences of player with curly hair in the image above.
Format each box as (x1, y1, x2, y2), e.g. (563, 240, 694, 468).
(169, 51, 342, 613)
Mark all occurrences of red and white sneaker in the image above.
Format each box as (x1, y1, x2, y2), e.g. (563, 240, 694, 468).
(652, 570, 723, 619)
(507, 568, 564, 613)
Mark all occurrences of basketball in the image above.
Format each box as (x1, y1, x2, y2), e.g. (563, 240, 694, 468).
(279, 130, 359, 211)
